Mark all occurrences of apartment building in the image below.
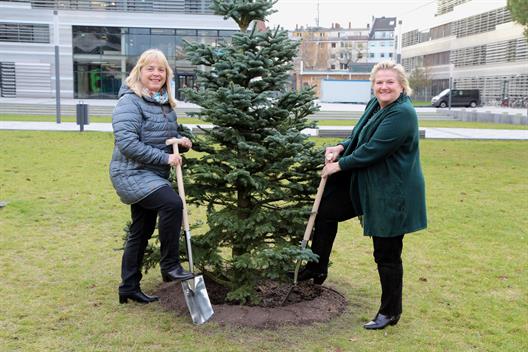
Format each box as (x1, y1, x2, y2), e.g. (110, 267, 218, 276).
(400, 0, 528, 104)
(367, 17, 397, 63)
(291, 18, 395, 97)
(0, 0, 238, 99)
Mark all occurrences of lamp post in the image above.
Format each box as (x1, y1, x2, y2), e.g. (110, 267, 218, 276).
(448, 64, 454, 111)
(53, 10, 61, 124)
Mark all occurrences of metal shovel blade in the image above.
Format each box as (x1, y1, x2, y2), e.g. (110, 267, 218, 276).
(181, 275, 214, 325)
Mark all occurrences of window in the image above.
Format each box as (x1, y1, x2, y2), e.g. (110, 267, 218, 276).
(330, 64, 336, 69)
(31, 0, 214, 14)
(71, 24, 236, 99)
(73, 26, 121, 54)
(0, 62, 16, 97)
(453, 7, 512, 38)
(331, 42, 336, 48)
(370, 53, 375, 58)
(0, 23, 50, 43)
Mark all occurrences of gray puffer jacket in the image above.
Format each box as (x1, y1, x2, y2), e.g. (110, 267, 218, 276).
(109, 85, 183, 204)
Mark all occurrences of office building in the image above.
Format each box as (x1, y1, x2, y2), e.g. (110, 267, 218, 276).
(400, 0, 528, 104)
(0, 0, 238, 99)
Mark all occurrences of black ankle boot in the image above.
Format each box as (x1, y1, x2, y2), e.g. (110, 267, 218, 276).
(161, 265, 193, 282)
(119, 290, 159, 304)
(296, 267, 327, 285)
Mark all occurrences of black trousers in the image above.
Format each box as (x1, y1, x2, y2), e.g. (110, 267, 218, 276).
(119, 185, 183, 294)
(307, 172, 404, 316)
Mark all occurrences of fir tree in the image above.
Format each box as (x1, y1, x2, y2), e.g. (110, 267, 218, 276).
(179, 0, 322, 303)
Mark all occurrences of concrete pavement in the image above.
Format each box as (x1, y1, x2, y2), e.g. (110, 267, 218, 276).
(1, 120, 527, 140)
(1, 97, 527, 139)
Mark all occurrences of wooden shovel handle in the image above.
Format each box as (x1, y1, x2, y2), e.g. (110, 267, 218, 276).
(301, 176, 327, 248)
(166, 138, 190, 232)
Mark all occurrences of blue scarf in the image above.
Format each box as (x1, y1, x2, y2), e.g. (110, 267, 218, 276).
(143, 88, 169, 104)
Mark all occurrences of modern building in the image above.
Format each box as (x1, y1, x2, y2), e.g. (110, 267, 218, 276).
(400, 0, 528, 104)
(0, 0, 238, 100)
(367, 16, 396, 63)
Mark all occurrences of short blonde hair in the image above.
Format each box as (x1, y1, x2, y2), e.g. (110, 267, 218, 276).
(125, 49, 177, 108)
(370, 61, 413, 96)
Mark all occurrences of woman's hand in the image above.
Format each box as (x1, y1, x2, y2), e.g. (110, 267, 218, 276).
(321, 162, 341, 178)
(325, 145, 344, 164)
(178, 137, 192, 150)
(168, 153, 182, 166)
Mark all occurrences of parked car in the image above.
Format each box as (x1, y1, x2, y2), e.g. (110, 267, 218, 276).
(431, 89, 480, 108)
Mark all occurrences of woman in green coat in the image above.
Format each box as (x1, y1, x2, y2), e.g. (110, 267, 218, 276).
(298, 61, 427, 330)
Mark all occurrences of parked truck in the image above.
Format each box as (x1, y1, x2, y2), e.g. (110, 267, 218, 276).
(320, 79, 372, 104)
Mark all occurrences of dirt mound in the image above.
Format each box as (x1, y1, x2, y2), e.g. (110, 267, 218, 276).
(155, 278, 347, 328)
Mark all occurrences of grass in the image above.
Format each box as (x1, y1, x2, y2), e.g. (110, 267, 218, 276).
(1, 131, 527, 351)
(1, 113, 527, 130)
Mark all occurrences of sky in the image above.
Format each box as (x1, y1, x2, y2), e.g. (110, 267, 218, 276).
(267, 0, 437, 30)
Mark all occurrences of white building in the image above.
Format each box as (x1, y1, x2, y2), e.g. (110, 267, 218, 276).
(400, 0, 528, 104)
(0, 0, 238, 99)
(367, 17, 396, 63)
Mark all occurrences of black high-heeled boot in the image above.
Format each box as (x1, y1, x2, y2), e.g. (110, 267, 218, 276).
(119, 290, 160, 304)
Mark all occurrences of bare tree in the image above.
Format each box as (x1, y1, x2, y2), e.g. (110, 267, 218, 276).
(408, 65, 432, 101)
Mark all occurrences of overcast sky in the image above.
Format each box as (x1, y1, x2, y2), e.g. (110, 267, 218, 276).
(267, 0, 436, 30)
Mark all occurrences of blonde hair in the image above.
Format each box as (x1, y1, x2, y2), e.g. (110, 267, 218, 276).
(370, 61, 413, 96)
(125, 49, 177, 108)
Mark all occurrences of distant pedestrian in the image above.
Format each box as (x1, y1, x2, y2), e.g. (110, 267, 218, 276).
(109, 49, 193, 305)
(298, 61, 427, 330)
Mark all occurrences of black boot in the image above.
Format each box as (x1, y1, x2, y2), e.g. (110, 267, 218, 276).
(295, 267, 327, 285)
(119, 290, 159, 304)
(161, 265, 193, 282)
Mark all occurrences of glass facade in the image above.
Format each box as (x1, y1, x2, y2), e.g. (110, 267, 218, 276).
(72, 25, 237, 99)
(8, 0, 214, 15)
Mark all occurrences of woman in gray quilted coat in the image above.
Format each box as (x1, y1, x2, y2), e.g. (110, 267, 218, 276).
(110, 49, 193, 304)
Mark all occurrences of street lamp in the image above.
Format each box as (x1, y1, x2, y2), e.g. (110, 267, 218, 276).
(448, 64, 453, 111)
(53, 10, 61, 124)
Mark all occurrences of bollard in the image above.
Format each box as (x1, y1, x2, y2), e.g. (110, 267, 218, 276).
(76, 102, 89, 132)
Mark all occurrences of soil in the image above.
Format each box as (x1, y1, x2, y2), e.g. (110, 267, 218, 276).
(155, 277, 348, 328)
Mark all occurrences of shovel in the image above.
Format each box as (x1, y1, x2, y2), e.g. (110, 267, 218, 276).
(166, 138, 214, 325)
(281, 173, 328, 305)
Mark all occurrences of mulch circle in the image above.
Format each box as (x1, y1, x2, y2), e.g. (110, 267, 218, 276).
(155, 277, 348, 329)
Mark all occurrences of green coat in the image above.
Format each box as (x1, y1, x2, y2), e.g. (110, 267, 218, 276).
(337, 94, 427, 237)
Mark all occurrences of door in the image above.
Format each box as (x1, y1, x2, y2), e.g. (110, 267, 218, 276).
(175, 73, 196, 101)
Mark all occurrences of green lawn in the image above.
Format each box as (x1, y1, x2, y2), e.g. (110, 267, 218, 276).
(1, 113, 527, 130)
(1, 131, 527, 351)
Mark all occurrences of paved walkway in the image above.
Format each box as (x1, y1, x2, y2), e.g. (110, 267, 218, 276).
(1, 120, 527, 140)
(1, 97, 527, 115)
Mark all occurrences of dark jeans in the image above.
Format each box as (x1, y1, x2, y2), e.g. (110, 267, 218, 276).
(306, 172, 404, 316)
(119, 185, 183, 294)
